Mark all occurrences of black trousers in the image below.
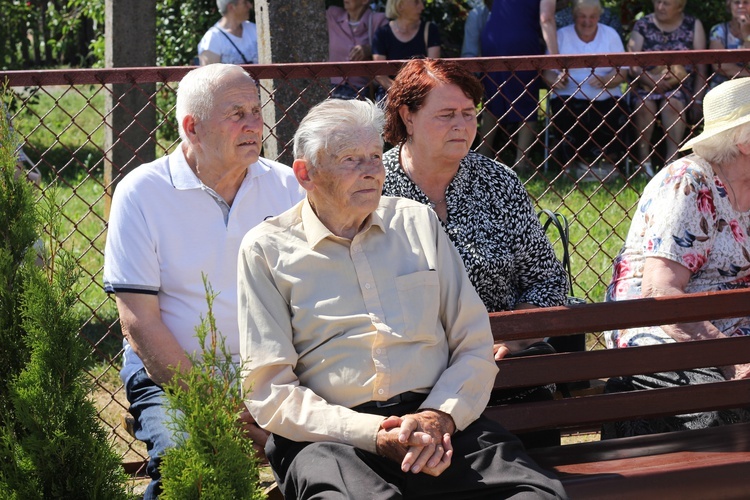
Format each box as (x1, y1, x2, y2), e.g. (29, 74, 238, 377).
(550, 96, 629, 166)
(266, 399, 568, 500)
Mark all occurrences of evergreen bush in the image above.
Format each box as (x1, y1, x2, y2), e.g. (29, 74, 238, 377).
(0, 92, 129, 499)
(160, 276, 263, 500)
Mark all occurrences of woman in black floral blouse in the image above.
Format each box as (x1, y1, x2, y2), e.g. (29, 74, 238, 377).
(381, 58, 568, 360)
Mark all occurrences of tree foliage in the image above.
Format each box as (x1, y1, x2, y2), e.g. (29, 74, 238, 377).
(159, 276, 263, 500)
(0, 0, 734, 70)
(0, 91, 129, 499)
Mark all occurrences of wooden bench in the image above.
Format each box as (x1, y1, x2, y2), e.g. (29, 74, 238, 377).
(122, 288, 750, 499)
(486, 287, 750, 499)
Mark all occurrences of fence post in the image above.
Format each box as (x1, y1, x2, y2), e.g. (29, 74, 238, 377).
(255, 0, 328, 166)
(104, 0, 157, 216)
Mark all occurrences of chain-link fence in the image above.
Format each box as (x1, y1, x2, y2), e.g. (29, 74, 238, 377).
(2, 49, 747, 470)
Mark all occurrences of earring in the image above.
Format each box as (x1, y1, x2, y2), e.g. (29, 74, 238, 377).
(408, 135, 413, 144)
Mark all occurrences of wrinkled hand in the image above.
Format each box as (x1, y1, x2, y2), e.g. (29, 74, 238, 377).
(589, 74, 605, 89)
(552, 70, 569, 90)
(494, 342, 511, 360)
(238, 408, 269, 460)
(721, 363, 750, 380)
(348, 44, 367, 61)
(376, 410, 455, 476)
(739, 14, 750, 38)
(399, 410, 454, 476)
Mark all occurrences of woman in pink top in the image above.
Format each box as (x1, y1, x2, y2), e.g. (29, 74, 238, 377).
(327, 0, 388, 99)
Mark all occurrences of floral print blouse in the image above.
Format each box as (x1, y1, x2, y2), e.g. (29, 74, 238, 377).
(606, 155, 750, 348)
(382, 147, 568, 313)
(632, 13, 697, 102)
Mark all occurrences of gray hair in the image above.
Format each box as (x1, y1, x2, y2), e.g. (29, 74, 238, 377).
(175, 64, 255, 141)
(217, 0, 238, 16)
(294, 99, 385, 169)
(572, 0, 603, 15)
(692, 121, 750, 165)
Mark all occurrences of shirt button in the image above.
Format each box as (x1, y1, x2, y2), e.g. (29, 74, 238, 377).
(365, 283, 371, 289)
(375, 348, 382, 354)
(378, 389, 385, 395)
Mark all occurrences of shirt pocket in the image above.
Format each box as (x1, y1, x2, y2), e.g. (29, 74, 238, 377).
(395, 270, 440, 341)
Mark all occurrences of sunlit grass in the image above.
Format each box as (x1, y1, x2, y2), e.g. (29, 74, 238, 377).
(525, 174, 646, 303)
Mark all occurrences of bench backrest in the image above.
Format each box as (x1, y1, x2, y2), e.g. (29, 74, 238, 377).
(486, 288, 750, 433)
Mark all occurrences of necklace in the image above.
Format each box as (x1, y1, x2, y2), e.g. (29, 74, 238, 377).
(392, 20, 417, 35)
(401, 154, 445, 209)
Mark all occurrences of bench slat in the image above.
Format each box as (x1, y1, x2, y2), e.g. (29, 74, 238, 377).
(489, 288, 750, 341)
(493, 336, 750, 389)
(485, 379, 750, 433)
(558, 460, 750, 500)
(528, 423, 750, 500)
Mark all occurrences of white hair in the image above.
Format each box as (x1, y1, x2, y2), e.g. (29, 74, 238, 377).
(294, 99, 384, 168)
(216, 0, 238, 16)
(175, 64, 255, 141)
(692, 122, 750, 165)
(572, 0, 603, 15)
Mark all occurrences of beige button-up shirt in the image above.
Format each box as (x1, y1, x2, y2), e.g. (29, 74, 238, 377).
(238, 196, 497, 453)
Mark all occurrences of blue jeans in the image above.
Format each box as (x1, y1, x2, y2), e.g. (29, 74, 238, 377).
(125, 368, 180, 499)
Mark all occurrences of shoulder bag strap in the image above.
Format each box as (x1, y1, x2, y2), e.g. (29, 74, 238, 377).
(368, 11, 373, 46)
(538, 209, 574, 297)
(217, 28, 251, 64)
(423, 21, 430, 51)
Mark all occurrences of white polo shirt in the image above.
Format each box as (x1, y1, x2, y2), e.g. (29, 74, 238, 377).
(554, 23, 625, 101)
(104, 146, 304, 383)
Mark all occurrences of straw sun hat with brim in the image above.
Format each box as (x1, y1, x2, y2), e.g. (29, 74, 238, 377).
(680, 77, 750, 151)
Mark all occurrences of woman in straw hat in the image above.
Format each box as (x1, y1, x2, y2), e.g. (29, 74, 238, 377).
(601, 77, 750, 439)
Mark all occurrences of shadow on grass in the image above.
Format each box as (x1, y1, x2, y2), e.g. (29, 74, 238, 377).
(26, 142, 105, 185)
(79, 313, 123, 370)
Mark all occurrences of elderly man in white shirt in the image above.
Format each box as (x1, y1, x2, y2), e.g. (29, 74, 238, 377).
(238, 98, 568, 499)
(104, 64, 303, 499)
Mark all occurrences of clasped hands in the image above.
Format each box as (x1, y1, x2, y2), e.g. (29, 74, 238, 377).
(375, 409, 456, 477)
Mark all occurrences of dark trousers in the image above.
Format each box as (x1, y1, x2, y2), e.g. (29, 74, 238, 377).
(602, 367, 750, 439)
(550, 97, 629, 166)
(266, 399, 568, 500)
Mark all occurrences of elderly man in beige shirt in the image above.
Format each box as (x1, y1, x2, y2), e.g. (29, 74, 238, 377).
(238, 98, 567, 499)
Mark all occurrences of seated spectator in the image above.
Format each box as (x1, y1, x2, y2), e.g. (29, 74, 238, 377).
(709, 0, 750, 88)
(198, 0, 258, 65)
(542, 0, 628, 182)
(372, 0, 441, 95)
(238, 98, 568, 499)
(381, 58, 568, 447)
(602, 77, 750, 439)
(103, 64, 303, 498)
(627, 0, 707, 175)
(460, 0, 492, 58)
(540, 0, 622, 53)
(327, 0, 388, 100)
(480, 0, 543, 170)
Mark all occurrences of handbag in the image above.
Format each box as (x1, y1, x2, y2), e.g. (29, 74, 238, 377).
(538, 209, 590, 394)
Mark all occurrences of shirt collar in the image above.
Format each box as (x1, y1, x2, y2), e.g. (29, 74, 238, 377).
(335, 8, 369, 27)
(169, 143, 270, 190)
(169, 146, 202, 190)
(300, 197, 385, 248)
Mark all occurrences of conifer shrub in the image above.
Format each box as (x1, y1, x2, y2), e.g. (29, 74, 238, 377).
(160, 276, 264, 500)
(0, 93, 130, 499)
